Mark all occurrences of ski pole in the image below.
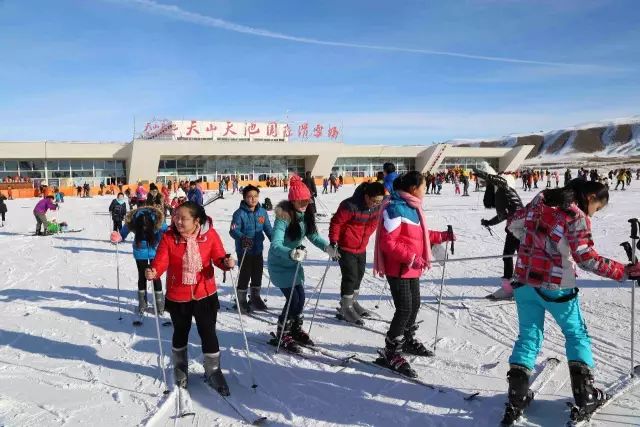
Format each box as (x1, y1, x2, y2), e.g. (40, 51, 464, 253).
(303, 266, 329, 310)
(431, 253, 517, 264)
(147, 257, 169, 394)
(115, 243, 122, 320)
(263, 276, 272, 302)
(433, 225, 453, 352)
(307, 256, 333, 336)
(276, 251, 303, 353)
(235, 248, 248, 304)
(227, 253, 258, 389)
(374, 280, 388, 309)
(628, 219, 639, 376)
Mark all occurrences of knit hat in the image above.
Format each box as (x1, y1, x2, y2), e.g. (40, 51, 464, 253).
(288, 175, 311, 201)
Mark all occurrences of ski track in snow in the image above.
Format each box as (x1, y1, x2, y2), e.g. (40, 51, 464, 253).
(0, 182, 639, 426)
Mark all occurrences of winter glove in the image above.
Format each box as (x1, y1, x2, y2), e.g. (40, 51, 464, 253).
(325, 244, 341, 261)
(223, 254, 236, 269)
(627, 263, 640, 281)
(411, 256, 427, 270)
(289, 247, 307, 262)
(109, 231, 122, 244)
(145, 267, 157, 280)
(480, 219, 490, 227)
(241, 236, 253, 250)
(444, 230, 456, 242)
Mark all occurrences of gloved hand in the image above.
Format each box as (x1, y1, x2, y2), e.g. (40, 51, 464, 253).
(627, 263, 640, 281)
(290, 247, 307, 262)
(325, 244, 341, 261)
(241, 236, 253, 249)
(480, 219, 490, 227)
(445, 230, 456, 242)
(223, 256, 236, 269)
(145, 267, 157, 280)
(411, 257, 427, 270)
(110, 231, 122, 244)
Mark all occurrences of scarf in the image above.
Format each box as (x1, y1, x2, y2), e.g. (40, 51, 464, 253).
(181, 224, 203, 285)
(373, 191, 432, 277)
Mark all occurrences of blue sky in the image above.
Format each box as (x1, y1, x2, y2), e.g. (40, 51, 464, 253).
(0, 0, 639, 145)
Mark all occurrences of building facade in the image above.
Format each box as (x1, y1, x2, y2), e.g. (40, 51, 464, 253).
(0, 120, 534, 189)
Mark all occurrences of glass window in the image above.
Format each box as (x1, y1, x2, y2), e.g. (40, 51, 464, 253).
(5, 160, 18, 171)
(176, 160, 187, 169)
(46, 160, 58, 171)
(50, 170, 71, 178)
(94, 160, 105, 170)
(58, 160, 70, 170)
(19, 161, 32, 170)
(81, 160, 94, 171)
(31, 160, 45, 171)
(70, 160, 82, 170)
(72, 170, 93, 178)
(105, 160, 115, 170)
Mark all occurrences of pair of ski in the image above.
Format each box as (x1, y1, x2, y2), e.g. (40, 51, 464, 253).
(175, 376, 267, 425)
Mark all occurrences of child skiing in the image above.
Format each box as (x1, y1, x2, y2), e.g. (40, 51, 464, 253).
(476, 170, 524, 300)
(33, 195, 58, 235)
(110, 206, 168, 315)
(267, 175, 339, 352)
(329, 182, 385, 324)
(229, 185, 273, 313)
(373, 171, 455, 377)
(108, 192, 127, 232)
(0, 194, 6, 227)
(501, 179, 640, 425)
(145, 201, 235, 395)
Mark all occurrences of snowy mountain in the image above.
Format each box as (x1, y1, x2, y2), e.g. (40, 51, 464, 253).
(448, 116, 640, 159)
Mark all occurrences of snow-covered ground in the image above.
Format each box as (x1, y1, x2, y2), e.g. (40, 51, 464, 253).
(1, 181, 640, 426)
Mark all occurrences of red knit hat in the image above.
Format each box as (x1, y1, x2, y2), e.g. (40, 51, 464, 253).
(288, 175, 311, 201)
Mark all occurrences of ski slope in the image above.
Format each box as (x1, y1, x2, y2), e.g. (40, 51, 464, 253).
(1, 182, 640, 426)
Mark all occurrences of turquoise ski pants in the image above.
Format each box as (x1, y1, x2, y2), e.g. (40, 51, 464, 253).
(509, 285, 594, 371)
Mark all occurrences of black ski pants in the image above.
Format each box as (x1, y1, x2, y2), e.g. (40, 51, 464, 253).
(237, 253, 263, 291)
(278, 285, 305, 325)
(615, 179, 625, 190)
(338, 249, 366, 296)
(112, 219, 123, 232)
(135, 259, 162, 292)
(166, 294, 220, 353)
(503, 230, 520, 280)
(386, 277, 420, 339)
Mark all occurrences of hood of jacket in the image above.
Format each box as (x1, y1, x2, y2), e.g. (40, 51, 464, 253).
(124, 205, 165, 231)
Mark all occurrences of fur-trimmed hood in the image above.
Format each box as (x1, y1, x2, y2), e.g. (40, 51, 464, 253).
(124, 206, 165, 231)
(275, 200, 299, 223)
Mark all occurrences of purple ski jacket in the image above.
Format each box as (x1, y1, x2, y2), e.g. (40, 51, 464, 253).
(34, 198, 57, 215)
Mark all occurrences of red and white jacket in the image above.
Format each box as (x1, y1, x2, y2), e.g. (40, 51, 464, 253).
(508, 193, 625, 289)
(152, 218, 230, 302)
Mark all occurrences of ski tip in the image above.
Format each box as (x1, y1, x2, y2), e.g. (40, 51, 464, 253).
(547, 357, 561, 363)
(252, 416, 268, 425)
(163, 389, 171, 395)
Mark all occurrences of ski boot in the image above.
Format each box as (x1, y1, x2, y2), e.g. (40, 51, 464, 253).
(270, 321, 301, 353)
(234, 289, 251, 314)
(249, 286, 268, 311)
(291, 315, 314, 346)
(402, 324, 434, 357)
(501, 364, 532, 426)
(173, 346, 188, 389)
(352, 290, 371, 318)
(376, 336, 417, 378)
(203, 352, 229, 396)
(153, 291, 165, 315)
(337, 294, 364, 325)
(567, 361, 608, 423)
(137, 290, 148, 314)
(487, 278, 514, 301)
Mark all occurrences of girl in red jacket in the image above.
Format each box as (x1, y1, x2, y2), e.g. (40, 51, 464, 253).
(146, 201, 235, 396)
(373, 171, 455, 377)
(329, 182, 385, 324)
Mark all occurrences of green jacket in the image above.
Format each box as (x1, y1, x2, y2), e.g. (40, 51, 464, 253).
(267, 202, 328, 288)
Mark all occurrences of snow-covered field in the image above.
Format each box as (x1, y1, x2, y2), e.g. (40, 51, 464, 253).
(1, 182, 640, 427)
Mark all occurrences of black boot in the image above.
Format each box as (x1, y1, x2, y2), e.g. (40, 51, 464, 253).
(379, 336, 417, 378)
(172, 346, 188, 389)
(568, 361, 608, 422)
(291, 315, 314, 346)
(203, 352, 229, 396)
(271, 321, 300, 353)
(234, 289, 251, 314)
(402, 324, 434, 357)
(249, 286, 268, 311)
(501, 365, 532, 426)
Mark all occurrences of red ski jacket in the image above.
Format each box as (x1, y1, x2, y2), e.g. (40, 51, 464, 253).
(152, 218, 230, 302)
(329, 190, 381, 254)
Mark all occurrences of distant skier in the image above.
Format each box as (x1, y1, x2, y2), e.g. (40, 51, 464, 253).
(187, 181, 203, 206)
(382, 162, 398, 195)
(0, 194, 7, 227)
(267, 175, 338, 352)
(145, 201, 235, 396)
(33, 195, 58, 236)
(501, 179, 640, 425)
(229, 185, 273, 313)
(329, 182, 385, 324)
(373, 172, 455, 377)
(108, 192, 127, 232)
(615, 169, 626, 190)
(110, 206, 167, 315)
(475, 170, 523, 300)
